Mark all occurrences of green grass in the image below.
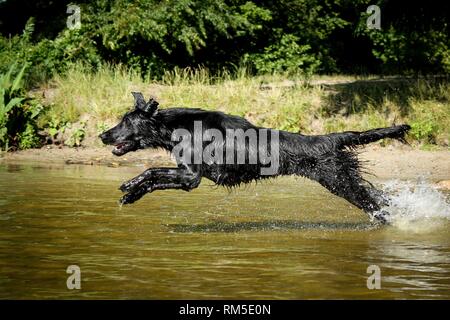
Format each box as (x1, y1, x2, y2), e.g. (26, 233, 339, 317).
(35, 63, 449, 147)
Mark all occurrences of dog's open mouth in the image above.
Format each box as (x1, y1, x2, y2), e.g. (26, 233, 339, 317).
(112, 141, 136, 156)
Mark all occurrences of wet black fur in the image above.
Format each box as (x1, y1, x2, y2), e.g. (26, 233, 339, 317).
(100, 92, 411, 224)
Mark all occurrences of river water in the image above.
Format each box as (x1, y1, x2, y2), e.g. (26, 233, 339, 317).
(0, 162, 449, 299)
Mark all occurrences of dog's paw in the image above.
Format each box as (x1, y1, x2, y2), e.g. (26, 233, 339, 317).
(119, 181, 133, 193)
(119, 178, 140, 192)
(119, 193, 135, 205)
(119, 190, 143, 205)
(119, 177, 143, 192)
(119, 182, 153, 205)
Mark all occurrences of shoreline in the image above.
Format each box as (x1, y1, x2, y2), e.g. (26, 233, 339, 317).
(1, 144, 449, 181)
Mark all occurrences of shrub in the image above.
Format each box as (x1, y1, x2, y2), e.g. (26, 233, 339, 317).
(0, 18, 102, 86)
(0, 64, 43, 151)
(65, 122, 86, 147)
(244, 34, 320, 75)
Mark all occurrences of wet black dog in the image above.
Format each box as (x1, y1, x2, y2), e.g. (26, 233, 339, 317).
(100, 92, 410, 224)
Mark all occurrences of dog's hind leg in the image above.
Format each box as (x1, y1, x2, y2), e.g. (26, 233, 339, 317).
(310, 152, 389, 223)
(119, 164, 202, 205)
(317, 174, 388, 223)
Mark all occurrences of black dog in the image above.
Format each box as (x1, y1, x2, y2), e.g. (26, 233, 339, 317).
(100, 92, 410, 224)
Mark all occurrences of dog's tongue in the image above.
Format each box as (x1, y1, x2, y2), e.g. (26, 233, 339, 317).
(115, 142, 125, 149)
(112, 142, 126, 155)
(112, 141, 136, 156)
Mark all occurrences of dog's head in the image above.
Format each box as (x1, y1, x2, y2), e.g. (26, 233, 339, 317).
(99, 92, 159, 156)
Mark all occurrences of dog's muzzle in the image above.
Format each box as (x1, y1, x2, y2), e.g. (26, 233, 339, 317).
(99, 132, 137, 156)
(111, 141, 137, 156)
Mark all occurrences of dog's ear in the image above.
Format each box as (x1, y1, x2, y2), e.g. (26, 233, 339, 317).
(131, 92, 146, 109)
(131, 92, 159, 116)
(143, 96, 159, 116)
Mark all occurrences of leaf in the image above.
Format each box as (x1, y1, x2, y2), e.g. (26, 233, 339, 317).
(11, 64, 28, 93)
(4, 97, 25, 113)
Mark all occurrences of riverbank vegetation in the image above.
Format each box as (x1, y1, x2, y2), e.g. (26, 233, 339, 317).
(34, 64, 450, 149)
(0, 0, 449, 150)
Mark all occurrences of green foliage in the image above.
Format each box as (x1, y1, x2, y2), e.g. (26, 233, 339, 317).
(363, 26, 450, 75)
(409, 99, 449, 145)
(44, 114, 69, 143)
(0, 17, 101, 85)
(1, 1, 449, 78)
(356, 0, 450, 74)
(244, 34, 320, 75)
(29, 29, 101, 80)
(18, 122, 41, 149)
(0, 18, 34, 76)
(0, 64, 43, 150)
(410, 120, 436, 143)
(257, 0, 350, 73)
(82, 0, 272, 75)
(66, 122, 86, 147)
(278, 113, 303, 133)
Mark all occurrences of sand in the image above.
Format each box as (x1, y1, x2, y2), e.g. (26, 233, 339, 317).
(1, 144, 449, 182)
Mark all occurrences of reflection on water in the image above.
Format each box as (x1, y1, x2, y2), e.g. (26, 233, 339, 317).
(0, 162, 449, 299)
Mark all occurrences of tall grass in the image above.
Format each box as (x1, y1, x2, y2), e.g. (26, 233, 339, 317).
(37, 63, 450, 147)
(42, 64, 144, 122)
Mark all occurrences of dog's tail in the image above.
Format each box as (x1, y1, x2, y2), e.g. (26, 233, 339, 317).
(329, 124, 411, 149)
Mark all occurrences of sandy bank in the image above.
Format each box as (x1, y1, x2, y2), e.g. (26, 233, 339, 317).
(1, 145, 449, 181)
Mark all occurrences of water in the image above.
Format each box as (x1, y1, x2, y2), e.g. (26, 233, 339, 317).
(382, 179, 450, 231)
(0, 162, 449, 299)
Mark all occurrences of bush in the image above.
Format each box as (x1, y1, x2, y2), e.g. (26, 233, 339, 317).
(244, 34, 320, 75)
(0, 64, 43, 151)
(2, 1, 449, 78)
(357, 1, 450, 74)
(0, 18, 102, 86)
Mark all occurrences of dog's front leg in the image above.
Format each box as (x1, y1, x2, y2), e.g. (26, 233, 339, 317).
(120, 162, 198, 192)
(120, 167, 176, 192)
(120, 165, 202, 205)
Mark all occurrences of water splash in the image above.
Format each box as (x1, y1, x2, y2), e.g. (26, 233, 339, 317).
(380, 179, 450, 232)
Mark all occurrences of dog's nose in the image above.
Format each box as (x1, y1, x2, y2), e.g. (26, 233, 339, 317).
(99, 132, 107, 142)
